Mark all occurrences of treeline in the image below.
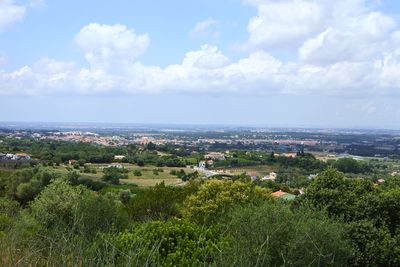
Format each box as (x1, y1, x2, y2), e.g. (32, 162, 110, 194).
(0, 138, 192, 167)
(213, 150, 373, 174)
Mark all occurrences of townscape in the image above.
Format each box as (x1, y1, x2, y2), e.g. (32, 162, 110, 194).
(1, 124, 400, 265)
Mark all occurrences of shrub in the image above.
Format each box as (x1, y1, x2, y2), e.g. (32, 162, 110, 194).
(218, 202, 352, 266)
(125, 182, 185, 221)
(110, 220, 226, 266)
(183, 179, 272, 224)
(133, 169, 142, 176)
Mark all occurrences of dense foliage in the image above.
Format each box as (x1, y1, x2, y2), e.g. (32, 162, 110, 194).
(1, 137, 400, 266)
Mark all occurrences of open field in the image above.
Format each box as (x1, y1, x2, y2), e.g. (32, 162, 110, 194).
(55, 163, 196, 187)
(215, 165, 276, 176)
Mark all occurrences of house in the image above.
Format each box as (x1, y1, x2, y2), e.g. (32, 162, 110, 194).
(114, 155, 126, 160)
(271, 190, 296, 201)
(377, 178, 385, 184)
(247, 171, 260, 181)
(204, 152, 226, 161)
(261, 172, 277, 181)
(15, 153, 31, 160)
(108, 163, 123, 169)
(68, 160, 78, 165)
(308, 174, 318, 180)
(1, 153, 31, 161)
(198, 161, 206, 170)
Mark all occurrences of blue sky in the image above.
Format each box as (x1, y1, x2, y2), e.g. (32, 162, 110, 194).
(1, 0, 400, 128)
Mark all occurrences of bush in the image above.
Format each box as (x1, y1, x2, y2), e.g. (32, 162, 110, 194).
(125, 182, 186, 221)
(218, 202, 352, 266)
(0, 197, 19, 233)
(110, 220, 226, 266)
(29, 180, 87, 229)
(183, 179, 272, 224)
(133, 169, 142, 176)
(102, 167, 128, 185)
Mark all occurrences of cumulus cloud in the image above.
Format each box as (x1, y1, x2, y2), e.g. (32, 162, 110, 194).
(189, 18, 220, 39)
(0, 0, 26, 31)
(74, 23, 150, 70)
(246, 0, 326, 49)
(1, 0, 400, 96)
(299, 10, 397, 65)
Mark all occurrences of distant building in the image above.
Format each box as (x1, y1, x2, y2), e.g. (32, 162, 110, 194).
(308, 174, 318, 180)
(108, 163, 123, 169)
(261, 172, 277, 181)
(206, 160, 214, 166)
(199, 161, 206, 170)
(68, 160, 78, 165)
(271, 190, 296, 201)
(377, 178, 385, 184)
(0, 153, 31, 161)
(15, 153, 31, 160)
(114, 155, 126, 160)
(247, 171, 260, 181)
(204, 152, 226, 161)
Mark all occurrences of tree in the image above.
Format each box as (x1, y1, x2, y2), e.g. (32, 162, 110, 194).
(299, 167, 375, 220)
(125, 182, 186, 221)
(30, 180, 86, 229)
(346, 220, 394, 267)
(183, 179, 272, 224)
(333, 158, 366, 174)
(102, 167, 128, 185)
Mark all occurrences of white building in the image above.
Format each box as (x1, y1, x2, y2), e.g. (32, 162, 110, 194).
(261, 172, 277, 181)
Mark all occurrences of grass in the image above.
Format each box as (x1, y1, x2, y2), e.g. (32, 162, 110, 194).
(215, 165, 276, 176)
(54, 163, 196, 187)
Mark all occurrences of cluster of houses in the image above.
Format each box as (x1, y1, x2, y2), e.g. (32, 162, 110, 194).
(204, 152, 226, 161)
(248, 171, 277, 182)
(0, 153, 31, 161)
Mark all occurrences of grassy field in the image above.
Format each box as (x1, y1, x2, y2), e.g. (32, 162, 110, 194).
(215, 165, 276, 176)
(56, 163, 196, 187)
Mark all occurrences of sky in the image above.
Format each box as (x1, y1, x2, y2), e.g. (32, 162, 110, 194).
(1, 0, 400, 129)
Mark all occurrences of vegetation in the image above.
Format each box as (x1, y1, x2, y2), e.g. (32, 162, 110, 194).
(1, 136, 400, 266)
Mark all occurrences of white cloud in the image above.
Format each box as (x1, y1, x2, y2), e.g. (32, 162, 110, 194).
(189, 18, 220, 40)
(299, 11, 397, 65)
(74, 23, 150, 70)
(247, 0, 326, 49)
(0, 0, 26, 31)
(1, 0, 400, 97)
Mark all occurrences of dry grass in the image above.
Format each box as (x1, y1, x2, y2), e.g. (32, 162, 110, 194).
(55, 163, 196, 187)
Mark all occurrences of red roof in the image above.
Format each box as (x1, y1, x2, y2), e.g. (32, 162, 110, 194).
(272, 190, 287, 197)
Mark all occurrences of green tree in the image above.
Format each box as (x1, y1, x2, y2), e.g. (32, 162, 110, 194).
(102, 167, 128, 185)
(219, 202, 352, 266)
(183, 179, 272, 224)
(125, 182, 187, 221)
